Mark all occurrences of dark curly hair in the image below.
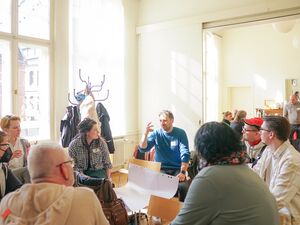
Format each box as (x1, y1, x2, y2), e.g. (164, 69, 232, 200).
(194, 121, 242, 164)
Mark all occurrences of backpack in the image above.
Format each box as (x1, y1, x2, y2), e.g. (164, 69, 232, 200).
(74, 172, 128, 225)
(95, 179, 128, 225)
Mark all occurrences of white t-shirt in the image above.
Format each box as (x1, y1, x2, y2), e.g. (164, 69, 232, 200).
(8, 138, 25, 169)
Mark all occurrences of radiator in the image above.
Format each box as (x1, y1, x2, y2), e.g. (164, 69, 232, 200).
(112, 136, 137, 170)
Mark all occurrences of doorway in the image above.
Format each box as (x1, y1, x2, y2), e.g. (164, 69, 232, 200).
(203, 13, 300, 121)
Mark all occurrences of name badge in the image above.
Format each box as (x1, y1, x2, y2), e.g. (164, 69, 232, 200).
(92, 148, 100, 153)
(170, 141, 177, 147)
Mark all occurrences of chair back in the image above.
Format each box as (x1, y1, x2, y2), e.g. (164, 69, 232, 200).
(128, 158, 161, 172)
(147, 195, 182, 222)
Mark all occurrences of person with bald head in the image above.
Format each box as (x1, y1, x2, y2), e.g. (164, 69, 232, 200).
(284, 94, 300, 142)
(0, 142, 109, 225)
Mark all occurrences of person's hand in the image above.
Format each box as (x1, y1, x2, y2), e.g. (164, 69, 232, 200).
(177, 173, 186, 182)
(145, 122, 154, 133)
(12, 150, 22, 159)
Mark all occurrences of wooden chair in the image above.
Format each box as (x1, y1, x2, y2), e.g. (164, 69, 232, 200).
(147, 195, 182, 223)
(128, 159, 182, 223)
(129, 158, 161, 172)
(117, 158, 161, 187)
(120, 158, 162, 223)
(280, 215, 285, 225)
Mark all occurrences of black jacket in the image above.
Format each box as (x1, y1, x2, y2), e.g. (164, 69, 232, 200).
(60, 106, 80, 147)
(96, 103, 115, 153)
(1, 164, 22, 200)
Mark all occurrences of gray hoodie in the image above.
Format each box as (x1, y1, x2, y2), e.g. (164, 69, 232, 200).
(0, 183, 109, 225)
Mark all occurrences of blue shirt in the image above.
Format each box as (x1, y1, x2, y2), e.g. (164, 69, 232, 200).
(139, 127, 190, 169)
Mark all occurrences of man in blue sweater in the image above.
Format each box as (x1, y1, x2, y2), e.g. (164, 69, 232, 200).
(139, 110, 190, 201)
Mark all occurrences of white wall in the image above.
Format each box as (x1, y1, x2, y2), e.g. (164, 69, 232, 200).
(222, 21, 300, 116)
(138, 24, 203, 149)
(53, 0, 69, 140)
(123, 0, 140, 135)
(137, 0, 300, 142)
(138, 0, 300, 26)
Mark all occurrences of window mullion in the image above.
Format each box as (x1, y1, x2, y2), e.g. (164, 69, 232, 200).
(11, 0, 18, 115)
(11, 38, 18, 115)
(11, 0, 18, 37)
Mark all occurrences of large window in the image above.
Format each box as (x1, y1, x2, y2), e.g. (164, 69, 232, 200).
(0, 0, 51, 140)
(70, 0, 125, 136)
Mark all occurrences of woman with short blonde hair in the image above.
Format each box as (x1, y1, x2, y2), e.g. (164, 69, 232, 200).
(0, 115, 30, 169)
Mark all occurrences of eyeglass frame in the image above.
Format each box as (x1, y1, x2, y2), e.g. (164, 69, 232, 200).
(56, 159, 74, 168)
(242, 126, 259, 133)
(259, 127, 271, 132)
(0, 144, 10, 152)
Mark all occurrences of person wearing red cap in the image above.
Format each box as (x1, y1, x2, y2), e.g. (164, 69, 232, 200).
(242, 117, 266, 167)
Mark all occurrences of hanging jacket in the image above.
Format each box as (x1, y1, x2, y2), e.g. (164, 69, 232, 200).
(60, 106, 80, 147)
(96, 103, 115, 153)
(80, 95, 101, 133)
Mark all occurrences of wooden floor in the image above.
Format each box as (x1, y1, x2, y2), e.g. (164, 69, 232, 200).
(111, 171, 172, 225)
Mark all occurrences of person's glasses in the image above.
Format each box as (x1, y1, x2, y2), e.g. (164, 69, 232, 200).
(259, 127, 271, 132)
(0, 144, 9, 152)
(242, 127, 258, 132)
(56, 159, 74, 168)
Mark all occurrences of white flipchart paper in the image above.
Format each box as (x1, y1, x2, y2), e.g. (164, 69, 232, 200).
(114, 163, 179, 211)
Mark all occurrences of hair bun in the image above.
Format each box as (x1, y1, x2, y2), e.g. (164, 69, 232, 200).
(78, 118, 96, 133)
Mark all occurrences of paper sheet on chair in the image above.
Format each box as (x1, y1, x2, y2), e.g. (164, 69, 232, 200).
(114, 163, 179, 211)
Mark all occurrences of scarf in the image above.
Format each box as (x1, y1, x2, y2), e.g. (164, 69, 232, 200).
(199, 151, 247, 170)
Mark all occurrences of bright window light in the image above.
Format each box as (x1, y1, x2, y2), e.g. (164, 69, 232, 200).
(70, 0, 125, 136)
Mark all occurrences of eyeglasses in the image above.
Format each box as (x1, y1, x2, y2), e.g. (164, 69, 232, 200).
(259, 127, 271, 132)
(0, 144, 9, 147)
(242, 127, 258, 132)
(56, 159, 74, 168)
(0, 144, 9, 152)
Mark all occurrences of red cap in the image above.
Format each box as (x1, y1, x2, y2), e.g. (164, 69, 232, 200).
(244, 117, 263, 128)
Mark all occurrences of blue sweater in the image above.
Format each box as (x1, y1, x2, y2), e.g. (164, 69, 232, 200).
(139, 127, 190, 169)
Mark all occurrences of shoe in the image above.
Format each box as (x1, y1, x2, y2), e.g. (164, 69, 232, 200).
(151, 216, 162, 225)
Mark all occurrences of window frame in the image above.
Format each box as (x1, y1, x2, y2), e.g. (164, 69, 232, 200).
(0, 0, 54, 141)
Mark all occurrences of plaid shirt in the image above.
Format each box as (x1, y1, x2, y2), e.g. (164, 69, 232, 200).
(68, 136, 112, 172)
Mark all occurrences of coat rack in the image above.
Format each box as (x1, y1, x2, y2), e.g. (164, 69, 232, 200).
(68, 69, 110, 105)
